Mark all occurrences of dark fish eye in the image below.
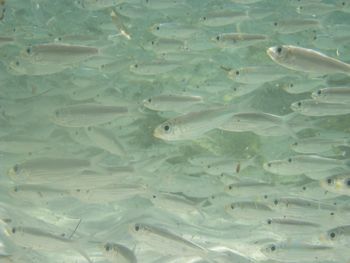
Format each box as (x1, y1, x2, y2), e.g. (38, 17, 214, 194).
(297, 102, 302, 107)
(230, 204, 235, 209)
(216, 35, 220, 41)
(288, 158, 292, 163)
(15, 61, 19, 66)
(135, 224, 140, 231)
(289, 83, 294, 88)
(273, 22, 278, 26)
(267, 219, 272, 224)
(11, 227, 16, 234)
(105, 244, 110, 251)
(156, 26, 160, 30)
(235, 70, 240, 75)
(13, 164, 19, 173)
(267, 163, 271, 167)
(276, 46, 282, 54)
(202, 16, 206, 20)
(134, 64, 138, 68)
(292, 142, 298, 146)
(327, 178, 332, 185)
(270, 245, 276, 251)
(148, 98, 152, 103)
(330, 232, 336, 239)
(346, 179, 350, 187)
(26, 47, 31, 54)
(274, 200, 278, 205)
(163, 124, 170, 132)
(317, 90, 322, 95)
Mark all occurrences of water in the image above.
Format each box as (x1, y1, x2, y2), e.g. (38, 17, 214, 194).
(0, 0, 350, 262)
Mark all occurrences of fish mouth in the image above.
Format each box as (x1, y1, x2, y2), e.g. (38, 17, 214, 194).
(153, 129, 161, 139)
(266, 47, 274, 58)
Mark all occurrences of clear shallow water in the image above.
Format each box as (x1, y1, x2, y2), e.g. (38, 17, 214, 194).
(0, 0, 350, 262)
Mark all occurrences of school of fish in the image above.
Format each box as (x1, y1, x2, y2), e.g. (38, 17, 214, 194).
(1, 0, 350, 262)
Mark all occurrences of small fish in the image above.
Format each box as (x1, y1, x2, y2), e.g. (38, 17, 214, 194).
(7, 158, 91, 183)
(153, 106, 237, 141)
(219, 112, 298, 137)
(213, 33, 267, 49)
(199, 10, 249, 27)
(272, 18, 321, 34)
(0, 36, 14, 46)
(222, 65, 289, 84)
(51, 103, 128, 127)
(261, 241, 335, 262)
(4, 225, 93, 263)
(267, 45, 350, 75)
(312, 87, 350, 104)
(291, 99, 350, 116)
(281, 77, 326, 94)
(129, 61, 180, 75)
(102, 242, 137, 263)
(129, 223, 207, 257)
(263, 155, 350, 176)
(150, 22, 199, 39)
(291, 137, 350, 154)
(143, 94, 203, 112)
(24, 43, 99, 65)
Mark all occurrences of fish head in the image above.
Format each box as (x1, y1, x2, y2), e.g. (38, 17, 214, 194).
(261, 243, 278, 256)
(267, 45, 289, 64)
(7, 164, 27, 181)
(142, 97, 155, 110)
(153, 120, 178, 141)
(290, 100, 304, 114)
(325, 226, 345, 242)
(311, 88, 325, 100)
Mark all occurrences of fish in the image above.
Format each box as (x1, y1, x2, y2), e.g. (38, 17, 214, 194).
(143, 94, 203, 112)
(23, 43, 100, 65)
(102, 242, 137, 263)
(199, 10, 249, 27)
(213, 33, 267, 49)
(267, 45, 350, 75)
(312, 87, 350, 104)
(263, 155, 350, 176)
(4, 225, 93, 263)
(291, 99, 350, 116)
(128, 223, 208, 256)
(129, 61, 180, 75)
(153, 106, 237, 141)
(51, 103, 128, 127)
(291, 137, 350, 154)
(219, 112, 299, 138)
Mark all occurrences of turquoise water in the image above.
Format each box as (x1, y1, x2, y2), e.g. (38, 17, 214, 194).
(1, 0, 350, 262)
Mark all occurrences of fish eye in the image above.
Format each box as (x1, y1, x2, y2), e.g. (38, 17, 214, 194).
(134, 64, 138, 68)
(135, 224, 140, 231)
(235, 70, 240, 75)
(267, 219, 272, 224)
(228, 185, 232, 190)
(162, 123, 171, 133)
(216, 35, 220, 41)
(11, 227, 16, 234)
(274, 199, 278, 205)
(148, 98, 152, 103)
(292, 142, 298, 146)
(104, 243, 110, 251)
(346, 179, 350, 187)
(297, 102, 302, 107)
(273, 22, 278, 26)
(317, 90, 322, 95)
(26, 47, 31, 54)
(330, 232, 336, 239)
(15, 61, 19, 66)
(289, 83, 294, 88)
(287, 158, 292, 163)
(327, 178, 333, 185)
(276, 46, 282, 54)
(267, 162, 271, 167)
(230, 204, 235, 209)
(13, 164, 19, 173)
(156, 26, 160, 30)
(270, 245, 276, 251)
(202, 16, 206, 20)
